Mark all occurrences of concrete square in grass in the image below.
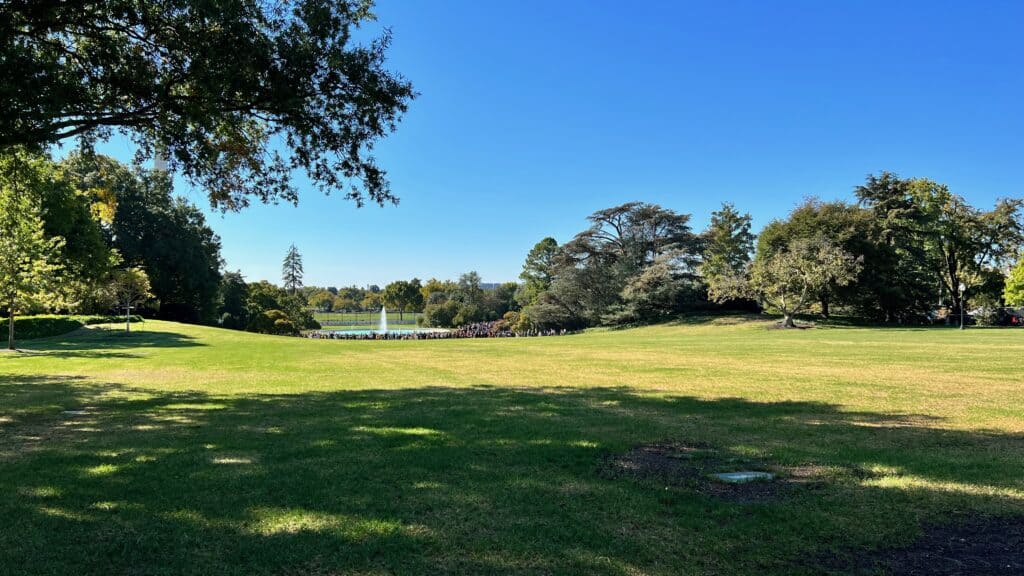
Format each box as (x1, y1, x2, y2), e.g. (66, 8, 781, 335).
(712, 471, 774, 484)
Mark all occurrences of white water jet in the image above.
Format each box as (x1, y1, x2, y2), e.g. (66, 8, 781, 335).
(379, 306, 388, 333)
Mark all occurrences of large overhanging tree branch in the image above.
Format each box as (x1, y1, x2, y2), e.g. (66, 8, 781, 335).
(0, 0, 415, 211)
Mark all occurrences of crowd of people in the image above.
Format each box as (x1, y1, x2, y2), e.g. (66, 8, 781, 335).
(305, 320, 570, 341)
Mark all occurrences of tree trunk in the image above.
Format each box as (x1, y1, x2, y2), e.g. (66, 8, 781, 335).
(820, 295, 830, 319)
(781, 313, 796, 328)
(960, 295, 967, 330)
(7, 306, 14, 350)
(125, 307, 131, 334)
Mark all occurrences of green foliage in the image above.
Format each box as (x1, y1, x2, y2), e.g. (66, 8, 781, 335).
(248, 310, 300, 336)
(852, 173, 935, 322)
(34, 158, 115, 307)
(532, 202, 702, 328)
(0, 0, 415, 210)
(516, 237, 558, 307)
(756, 199, 874, 318)
(0, 153, 65, 348)
(111, 267, 154, 333)
(451, 304, 483, 326)
(714, 236, 861, 327)
(605, 253, 705, 324)
(455, 272, 483, 306)
(0, 149, 116, 316)
(418, 273, 517, 327)
(909, 179, 1023, 317)
(307, 289, 335, 312)
(1005, 256, 1024, 306)
(64, 155, 224, 324)
(218, 271, 250, 330)
(701, 202, 754, 283)
(360, 292, 383, 310)
(61, 150, 224, 319)
(382, 279, 425, 319)
(23, 152, 118, 314)
(332, 295, 360, 312)
(420, 278, 457, 304)
(244, 281, 319, 335)
(486, 282, 520, 318)
(423, 300, 460, 328)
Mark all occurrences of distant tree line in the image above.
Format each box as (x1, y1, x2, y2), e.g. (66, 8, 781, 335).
(517, 174, 1023, 330)
(302, 273, 519, 329)
(4, 156, 1020, 345)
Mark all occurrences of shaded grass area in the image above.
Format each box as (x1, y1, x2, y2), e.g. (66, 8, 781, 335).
(1, 320, 1023, 574)
(7, 315, 143, 342)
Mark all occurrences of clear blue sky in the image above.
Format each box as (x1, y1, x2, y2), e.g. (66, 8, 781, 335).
(102, 0, 1023, 287)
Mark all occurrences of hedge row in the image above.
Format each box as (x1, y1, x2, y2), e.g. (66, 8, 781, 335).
(7, 315, 143, 340)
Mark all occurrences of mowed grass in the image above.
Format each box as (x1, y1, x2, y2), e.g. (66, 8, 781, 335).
(1, 318, 1022, 575)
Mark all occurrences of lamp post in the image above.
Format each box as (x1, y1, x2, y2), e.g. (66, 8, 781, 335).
(958, 283, 966, 330)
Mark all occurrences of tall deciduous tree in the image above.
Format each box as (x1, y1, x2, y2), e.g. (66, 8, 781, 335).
(709, 236, 861, 328)
(909, 179, 1024, 320)
(62, 153, 224, 322)
(0, 0, 415, 211)
(307, 289, 336, 312)
(0, 156, 64, 349)
(0, 150, 117, 313)
(383, 280, 422, 320)
(282, 244, 303, 295)
(118, 169, 223, 323)
(14, 153, 117, 311)
(854, 173, 934, 322)
(757, 199, 873, 318)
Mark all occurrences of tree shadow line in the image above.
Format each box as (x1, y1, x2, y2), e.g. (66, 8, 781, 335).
(13, 325, 205, 358)
(1, 376, 1022, 574)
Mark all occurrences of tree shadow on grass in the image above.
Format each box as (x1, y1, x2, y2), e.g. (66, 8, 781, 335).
(1, 377, 1022, 575)
(19, 325, 206, 359)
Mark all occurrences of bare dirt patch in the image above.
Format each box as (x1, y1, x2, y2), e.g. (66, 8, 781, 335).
(597, 440, 828, 503)
(823, 515, 1024, 575)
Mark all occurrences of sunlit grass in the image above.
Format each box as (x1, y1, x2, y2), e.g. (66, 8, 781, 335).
(0, 318, 1022, 574)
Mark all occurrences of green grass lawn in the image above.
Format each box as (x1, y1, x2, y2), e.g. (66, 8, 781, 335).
(1, 318, 1022, 575)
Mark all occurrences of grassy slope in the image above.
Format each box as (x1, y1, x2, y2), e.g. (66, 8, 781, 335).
(0, 319, 1022, 575)
(6, 315, 139, 341)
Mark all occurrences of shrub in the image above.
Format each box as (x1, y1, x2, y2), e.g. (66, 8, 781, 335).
(247, 309, 300, 336)
(9, 314, 142, 340)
